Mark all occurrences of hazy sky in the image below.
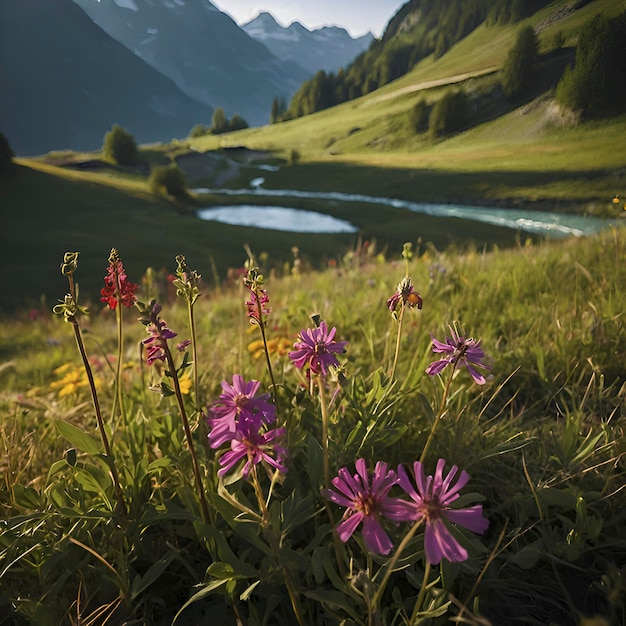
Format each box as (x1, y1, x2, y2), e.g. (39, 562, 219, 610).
(211, 0, 407, 37)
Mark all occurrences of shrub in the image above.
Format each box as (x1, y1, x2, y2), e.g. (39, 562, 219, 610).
(429, 90, 469, 137)
(289, 149, 301, 166)
(409, 98, 430, 133)
(102, 124, 139, 165)
(555, 12, 626, 116)
(148, 164, 188, 199)
(210, 107, 229, 135)
(0, 132, 14, 172)
(188, 124, 209, 138)
(501, 25, 538, 99)
(228, 114, 249, 132)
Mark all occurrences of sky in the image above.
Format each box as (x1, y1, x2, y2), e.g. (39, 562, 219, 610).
(210, 0, 407, 38)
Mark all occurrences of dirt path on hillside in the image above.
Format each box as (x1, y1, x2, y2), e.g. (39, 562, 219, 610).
(363, 66, 500, 106)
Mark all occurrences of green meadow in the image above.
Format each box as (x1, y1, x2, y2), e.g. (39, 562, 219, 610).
(1, 0, 625, 623)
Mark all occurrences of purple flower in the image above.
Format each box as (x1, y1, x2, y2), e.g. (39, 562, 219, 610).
(176, 339, 191, 352)
(425, 326, 490, 384)
(289, 321, 347, 376)
(324, 459, 408, 555)
(217, 418, 287, 479)
(207, 375, 276, 449)
(387, 277, 423, 313)
(397, 459, 489, 565)
(141, 302, 177, 365)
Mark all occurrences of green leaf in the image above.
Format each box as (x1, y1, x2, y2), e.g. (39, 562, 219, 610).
(303, 589, 360, 621)
(12, 484, 41, 509)
(55, 420, 101, 455)
(172, 578, 229, 623)
(130, 550, 178, 601)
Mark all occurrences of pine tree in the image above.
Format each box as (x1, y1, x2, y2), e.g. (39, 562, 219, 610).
(501, 25, 538, 99)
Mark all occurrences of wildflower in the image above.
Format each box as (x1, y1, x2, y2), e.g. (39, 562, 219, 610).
(50, 364, 89, 396)
(425, 326, 490, 385)
(100, 249, 138, 309)
(324, 459, 408, 555)
(289, 321, 347, 376)
(246, 288, 271, 324)
(248, 336, 292, 360)
(217, 418, 287, 479)
(176, 339, 191, 352)
(387, 277, 423, 313)
(207, 375, 276, 449)
(397, 459, 489, 565)
(141, 302, 177, 365)
(178, 372, 192, 395)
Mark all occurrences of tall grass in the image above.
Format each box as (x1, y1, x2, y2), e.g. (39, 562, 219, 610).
(0, 228, 624, 624)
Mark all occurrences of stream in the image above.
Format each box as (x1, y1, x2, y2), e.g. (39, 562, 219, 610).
(193, 183, 619, 238)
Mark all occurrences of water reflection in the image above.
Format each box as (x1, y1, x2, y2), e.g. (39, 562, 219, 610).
(193, 186, 619, 238)
(197, 205, 358, 233)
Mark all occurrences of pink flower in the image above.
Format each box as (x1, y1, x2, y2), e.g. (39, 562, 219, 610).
(207, 375, 276, 449)
(324, 459, 408, 555)
(289, 321, 347, 376)
(100, 253, 138, 310)
(397, 459, 489, 565)
(141, 302, 177, 365)
(425, 326, 490, 384)
(217, 418, 287, 479)
(246, 288, 271, 324)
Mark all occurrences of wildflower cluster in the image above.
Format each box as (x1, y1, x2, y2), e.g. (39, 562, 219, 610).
(100, 248, 138, 309)
(324, 458, 489, 561)
(207, 375, 286, 478)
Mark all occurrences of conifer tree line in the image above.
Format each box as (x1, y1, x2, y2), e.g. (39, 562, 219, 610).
(272, 0, 552, 123)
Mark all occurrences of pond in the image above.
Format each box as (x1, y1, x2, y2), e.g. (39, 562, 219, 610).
(193, 186, 620, 238)
(197, 205, 358, 233)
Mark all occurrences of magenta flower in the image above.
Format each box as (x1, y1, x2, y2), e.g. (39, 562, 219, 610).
(425, 326, 490, 384)
(323, 459, 409, 555)
(397, 459, 489, 565)
(387, 277, 422, 313)
(217, 417, 287, 479)
(141, 302, 177, 365)
(207, 375, 276, 449)
(246, 288, 271, 324)
(289, 321, 347, 376)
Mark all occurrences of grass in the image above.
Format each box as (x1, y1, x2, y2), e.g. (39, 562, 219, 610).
(0, 227, 624, 624)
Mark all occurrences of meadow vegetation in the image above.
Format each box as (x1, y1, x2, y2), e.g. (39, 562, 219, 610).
(0, 226, 624, 624)
(1, 5, 625, 620)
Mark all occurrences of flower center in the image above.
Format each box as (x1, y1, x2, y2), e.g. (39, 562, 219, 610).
(356, 493, 377, 516)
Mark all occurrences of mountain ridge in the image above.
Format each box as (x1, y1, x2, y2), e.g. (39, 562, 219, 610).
(70, 0, 310, 127)
(0, 0, 212, 156)
(242, 11, 373, 75)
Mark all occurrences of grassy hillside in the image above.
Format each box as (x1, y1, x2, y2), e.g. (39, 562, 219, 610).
(1, 0, 624, 308)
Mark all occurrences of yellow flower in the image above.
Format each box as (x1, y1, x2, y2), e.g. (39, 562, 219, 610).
(247, 337, 292, 360)
(50, 367, 89, 397)
(178, 373, 192, 395)
(612, 196, 620, 204)
(50, 363, 101, 397)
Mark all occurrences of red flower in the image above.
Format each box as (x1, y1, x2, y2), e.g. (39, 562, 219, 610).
(101, 254, 138, 310)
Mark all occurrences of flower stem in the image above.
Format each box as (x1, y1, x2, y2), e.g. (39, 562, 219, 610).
(410, 562, 431, 624)
(419, 362, 457, 464)
(316, 375, 330, 490)
(250, 466, 307, 626)
(163, 342, 210, 523)
(371, 518, 423, 614)
(113, 304, 127, 428)
(255, 287, 280, 418)
(388, 302, 405, 380)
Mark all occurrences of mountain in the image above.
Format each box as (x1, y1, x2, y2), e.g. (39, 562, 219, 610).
(242, 12, 374, 75)
(285, 0, 555, 119)
(70, 0, 310, 127)
(0, 0, 213, 156)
